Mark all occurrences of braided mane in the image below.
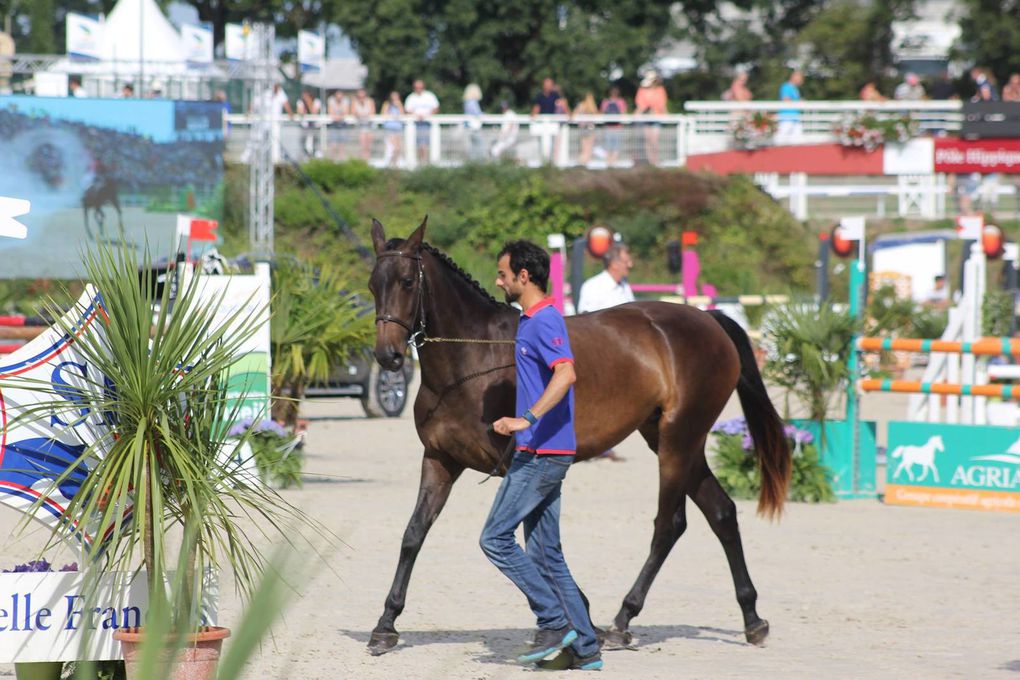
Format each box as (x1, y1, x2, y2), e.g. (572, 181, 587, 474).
(381, 237, 510, 309)
(422, 243, 510, 309)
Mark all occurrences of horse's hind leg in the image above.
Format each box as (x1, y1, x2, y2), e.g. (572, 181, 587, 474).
(605, 421, 693, 648)
(690, 463, 769, 645)
(368, 451, 463, 655)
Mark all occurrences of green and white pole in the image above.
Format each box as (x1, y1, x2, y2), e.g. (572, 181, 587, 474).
(843, 217, 866, 497)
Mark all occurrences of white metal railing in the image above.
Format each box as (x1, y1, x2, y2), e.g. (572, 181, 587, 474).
(683, 100, 963, 155)
(225, 113, 689, 169)
(225, 100, 964, 170)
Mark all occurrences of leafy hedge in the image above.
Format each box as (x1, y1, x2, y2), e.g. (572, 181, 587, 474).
(220, 161, 817, 297)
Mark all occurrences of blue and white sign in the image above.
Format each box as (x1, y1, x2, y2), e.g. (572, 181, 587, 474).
(65, 13, 103, 62)
(0, 288, 118, 548)
(181, 22, 214, 67)
(297, 30, 324, 73)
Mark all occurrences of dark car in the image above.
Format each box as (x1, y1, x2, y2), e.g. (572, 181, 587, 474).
(304, 348, 415, 418)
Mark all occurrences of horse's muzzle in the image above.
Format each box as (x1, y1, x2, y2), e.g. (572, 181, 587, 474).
(374, 347, 404, 371)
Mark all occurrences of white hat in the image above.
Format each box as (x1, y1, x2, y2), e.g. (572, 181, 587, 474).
(641, 71, 659, 88)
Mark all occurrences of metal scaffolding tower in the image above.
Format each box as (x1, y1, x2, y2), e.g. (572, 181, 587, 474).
(247, 23, 276, 258)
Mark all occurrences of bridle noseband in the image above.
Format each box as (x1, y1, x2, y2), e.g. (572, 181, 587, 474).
(374, 249, 427, 348)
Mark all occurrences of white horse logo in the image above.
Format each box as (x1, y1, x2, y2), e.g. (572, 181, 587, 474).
(891, 435, 945, 483)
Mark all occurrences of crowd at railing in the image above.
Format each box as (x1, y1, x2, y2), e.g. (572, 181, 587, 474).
(223, 100, 965, 170)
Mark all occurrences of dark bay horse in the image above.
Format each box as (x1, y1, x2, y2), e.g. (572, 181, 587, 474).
(366, 217, 791, 655)
(82, 176, 124, 240)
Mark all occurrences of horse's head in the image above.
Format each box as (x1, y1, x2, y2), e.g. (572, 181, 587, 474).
(933, 434, 945, 452)
(368, 216, 428, 371)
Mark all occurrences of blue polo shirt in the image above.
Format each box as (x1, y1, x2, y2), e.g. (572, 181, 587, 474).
(515, 298, 576, 455)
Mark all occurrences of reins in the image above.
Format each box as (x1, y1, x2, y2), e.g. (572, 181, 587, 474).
(375, 247, 517, 482)
(374, 249, 516, 348)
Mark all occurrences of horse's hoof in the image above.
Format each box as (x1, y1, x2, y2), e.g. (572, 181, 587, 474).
(745, 619, 769, 646)
(601, 627, 634, 650)
(367, 630, 400, 655)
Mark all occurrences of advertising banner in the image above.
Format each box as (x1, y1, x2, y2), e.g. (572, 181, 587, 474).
(886, 421, 1020, 513)
(298, 29, 324, 73)
(0, 95, 223, 278)
(933, 138, 1020, 174)
(65, 13, 102, 61)
(224, 23, 254, 61)
(0, 571, 216, 662)
(181, 22, 214, 67)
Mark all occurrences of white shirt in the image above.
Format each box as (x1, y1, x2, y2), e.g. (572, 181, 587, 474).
(405, 90, 439, 119)
(577, 270, 635, 313)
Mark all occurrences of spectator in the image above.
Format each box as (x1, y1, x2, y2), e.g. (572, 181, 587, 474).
(894, 72, 925, 100)
(1003, 74, 1020, 102)
(490, 100, 519, 160)
(577, 243, 635, 313)
(929, 71, 957, 100)
(214, 89, 230, 136)
(923, 275, 950, 310)
(146, 79, 165, 99)
(721, 72, 752, 102)
(405, 79, 440, 164)
(573, 92, 598, 166)
(262, 83, 293, 118)
(970, 67, 999, 101)
(776, 69, 803, 145)
(69, 78, 87, 98)
(859, 81, 886, 102)
(599, 86, 628, 166)
(634, 70, 668, 165)
(350, 88, 376, 161)
(532, 77, 561, 116)
(119, 84, 135, 99)
(296, 88, 323, 158)
(327, 90, 351, 160)
(381, 91, 405, 167)
(462, 83, 485, 161)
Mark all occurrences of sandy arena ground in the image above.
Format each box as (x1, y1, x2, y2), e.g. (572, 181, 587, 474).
(1, 380, 1018, 679)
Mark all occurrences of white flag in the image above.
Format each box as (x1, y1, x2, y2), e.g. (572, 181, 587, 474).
(298, 30, 324, 73)
(66, 13, 103, 61)
(181, 22, 214, 66)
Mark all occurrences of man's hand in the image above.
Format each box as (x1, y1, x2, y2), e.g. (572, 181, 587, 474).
(493, 416, 531, 435)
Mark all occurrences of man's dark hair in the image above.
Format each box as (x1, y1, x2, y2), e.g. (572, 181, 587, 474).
(498, 240, 549, 292)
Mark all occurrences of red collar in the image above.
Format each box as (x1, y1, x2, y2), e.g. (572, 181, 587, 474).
(522, 297, 555, 317)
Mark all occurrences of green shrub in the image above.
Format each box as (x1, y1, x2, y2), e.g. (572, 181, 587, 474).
(983, 290, 1015, 337)
(302, 158, 376, 190)
(711, 417, 835, 503)
(230, 420, 304, 489)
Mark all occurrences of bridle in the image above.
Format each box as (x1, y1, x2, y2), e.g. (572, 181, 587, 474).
(373, 249, 516, 349)
(374, 249, 428, 348)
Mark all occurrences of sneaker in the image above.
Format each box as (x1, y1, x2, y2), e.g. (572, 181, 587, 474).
(536, 649, 604, 671)
(516, 626, 578, 664)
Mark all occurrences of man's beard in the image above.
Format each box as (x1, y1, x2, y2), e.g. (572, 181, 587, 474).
(503, 290, 520, 304)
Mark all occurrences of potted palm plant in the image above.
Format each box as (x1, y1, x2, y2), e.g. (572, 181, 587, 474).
(762, 302, 876, 497)
(12, 246, 323, 679)
(269, 259, 373, 428)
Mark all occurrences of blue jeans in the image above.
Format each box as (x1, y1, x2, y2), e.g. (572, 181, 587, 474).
(479, 451, 600, 657)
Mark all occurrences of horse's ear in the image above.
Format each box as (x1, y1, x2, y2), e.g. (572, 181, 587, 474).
(371, 218, 386, 256)
(403, 215, 428, 252)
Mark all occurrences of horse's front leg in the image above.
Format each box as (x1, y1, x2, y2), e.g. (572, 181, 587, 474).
(369, 450, 463, 655)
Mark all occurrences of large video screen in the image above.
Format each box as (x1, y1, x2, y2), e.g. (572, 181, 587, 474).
(0, 95, 224, 278)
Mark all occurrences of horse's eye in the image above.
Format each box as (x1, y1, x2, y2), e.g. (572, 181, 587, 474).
(401, 277, 414, 289)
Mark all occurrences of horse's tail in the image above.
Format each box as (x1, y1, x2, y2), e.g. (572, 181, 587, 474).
(709, 310, 791, 519)
(890, 446, 903, 459)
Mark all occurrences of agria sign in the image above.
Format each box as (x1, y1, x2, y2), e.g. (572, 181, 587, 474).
(886, 422, 1020, 512)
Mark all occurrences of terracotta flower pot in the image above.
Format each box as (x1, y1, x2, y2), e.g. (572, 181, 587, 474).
(113, 626, 230, 680)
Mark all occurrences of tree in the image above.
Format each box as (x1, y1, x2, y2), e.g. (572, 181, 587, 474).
(332, 0, 675, 109)
(956, 0, 1020, 89)
(27, 0, 56, 53)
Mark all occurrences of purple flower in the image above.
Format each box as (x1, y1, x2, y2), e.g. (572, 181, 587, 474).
(227, 418, 289, 439)
(712, 418, 748, 436)
(793, 429, 814, 445)
(4, 560, 78, 573)
(741, 433, 754, 451)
